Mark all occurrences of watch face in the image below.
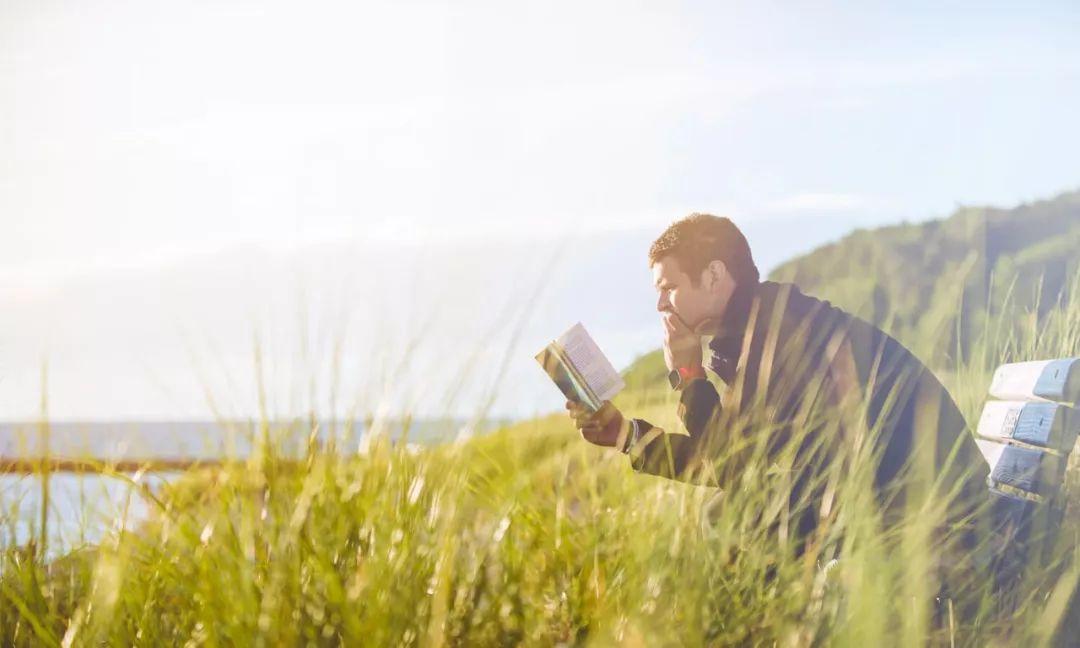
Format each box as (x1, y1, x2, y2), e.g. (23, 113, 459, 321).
(668, 369, 681, 390)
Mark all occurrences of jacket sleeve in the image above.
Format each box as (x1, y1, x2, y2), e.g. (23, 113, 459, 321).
(626, 378, 725, 485)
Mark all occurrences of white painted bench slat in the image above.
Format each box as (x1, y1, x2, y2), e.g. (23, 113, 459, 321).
(977, 400, 1078, 453)
(976, 439, 1066, 497)
(989, 358, 1080, 406)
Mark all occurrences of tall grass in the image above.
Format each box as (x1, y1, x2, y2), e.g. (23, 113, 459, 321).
(1, 271, 1079, 646)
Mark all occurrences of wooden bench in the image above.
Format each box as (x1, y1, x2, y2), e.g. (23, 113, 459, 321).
(974, 358, 1080, 589)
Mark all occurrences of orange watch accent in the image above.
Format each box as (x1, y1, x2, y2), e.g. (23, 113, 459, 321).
(679, 365, 706, 381)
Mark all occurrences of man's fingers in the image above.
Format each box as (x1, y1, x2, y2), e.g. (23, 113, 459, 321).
(662, 315, 677, 337)
(581, 424, 601, 437)
(569, 407, 592, 422)
(574, 412, 610, 433)
(595, 402, 617, 424)
(579, 406, 610, 421)
(569, 402, 624, 445)
(569, 402, 604, 420)
(579, 421, 601, 435)
(663, 311, 697, 338)
(569, 410, 598, 430)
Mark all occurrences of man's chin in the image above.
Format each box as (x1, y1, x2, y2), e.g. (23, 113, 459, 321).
(693, 316, 723, 337)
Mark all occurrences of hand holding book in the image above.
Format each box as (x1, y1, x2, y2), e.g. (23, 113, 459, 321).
(536, 323, 631, 449)
(566, 400, 628, 449)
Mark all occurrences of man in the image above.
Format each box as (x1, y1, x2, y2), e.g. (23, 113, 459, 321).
(567, 214, 989, 563)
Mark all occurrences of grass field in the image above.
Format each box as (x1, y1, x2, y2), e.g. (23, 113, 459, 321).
(2, 275, 1079, 646)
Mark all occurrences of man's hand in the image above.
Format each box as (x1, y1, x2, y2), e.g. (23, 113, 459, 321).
(566, 400, 626, 448)
(662, 313, 703, 371)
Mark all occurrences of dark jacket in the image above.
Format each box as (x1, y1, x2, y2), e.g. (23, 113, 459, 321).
(627, 279, 989, 547)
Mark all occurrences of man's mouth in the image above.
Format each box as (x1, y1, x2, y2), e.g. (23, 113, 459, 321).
(665, 309, 698, 332)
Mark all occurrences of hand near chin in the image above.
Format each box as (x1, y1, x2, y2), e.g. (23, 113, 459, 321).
(566, 400, 625, 448)
(662, 313, 703, 371)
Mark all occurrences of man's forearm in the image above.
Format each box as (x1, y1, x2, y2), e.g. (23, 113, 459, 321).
(626, 378, 722, 484)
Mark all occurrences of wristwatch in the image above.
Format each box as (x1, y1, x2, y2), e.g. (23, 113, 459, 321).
(668, 365, 706, 391)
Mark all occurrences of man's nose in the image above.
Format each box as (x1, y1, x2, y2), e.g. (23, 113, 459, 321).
(657, 294, 669, 313)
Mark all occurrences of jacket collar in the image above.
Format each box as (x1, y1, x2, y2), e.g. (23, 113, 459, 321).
(707, 279, 760, 381)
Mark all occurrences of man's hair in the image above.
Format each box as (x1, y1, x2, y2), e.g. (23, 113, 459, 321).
(648, 213, 759, 287)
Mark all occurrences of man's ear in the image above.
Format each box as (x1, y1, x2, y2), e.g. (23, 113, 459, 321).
(705, 260, 729, 293)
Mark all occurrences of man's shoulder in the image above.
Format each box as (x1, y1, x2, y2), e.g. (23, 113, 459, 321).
(754, 280, 849, 331)
(758, 281, 885, 333)
(754, 282, 943, 416)
(756, 281, 920, 369)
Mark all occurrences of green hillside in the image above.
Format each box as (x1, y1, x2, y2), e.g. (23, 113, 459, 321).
(625, 190, 1080, 380)
(769, 190, 1080, 365)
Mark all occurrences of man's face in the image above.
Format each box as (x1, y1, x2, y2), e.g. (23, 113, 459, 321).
(652, 255, 723, 334)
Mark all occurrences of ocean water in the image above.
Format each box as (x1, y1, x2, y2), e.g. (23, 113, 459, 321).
(0, 419, 475, 554)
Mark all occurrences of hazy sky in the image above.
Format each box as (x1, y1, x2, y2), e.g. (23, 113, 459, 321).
(3, 1, 1080, 421)
(5, 1, 1080, 283)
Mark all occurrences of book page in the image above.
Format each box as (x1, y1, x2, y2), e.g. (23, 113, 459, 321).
(535, 344, 601, 411)
(557, 323, 625, 402)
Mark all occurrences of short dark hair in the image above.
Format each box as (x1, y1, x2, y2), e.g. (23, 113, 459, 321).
(648, 213, 759, 287)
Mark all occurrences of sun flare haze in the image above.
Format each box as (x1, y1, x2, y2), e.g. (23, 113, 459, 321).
(4, 2, 1080, 645)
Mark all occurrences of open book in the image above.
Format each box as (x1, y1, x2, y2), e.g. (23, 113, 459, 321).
(535, 322, 625, 412)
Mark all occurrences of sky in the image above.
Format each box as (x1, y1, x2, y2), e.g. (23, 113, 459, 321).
(2, 1, 1080, 421)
